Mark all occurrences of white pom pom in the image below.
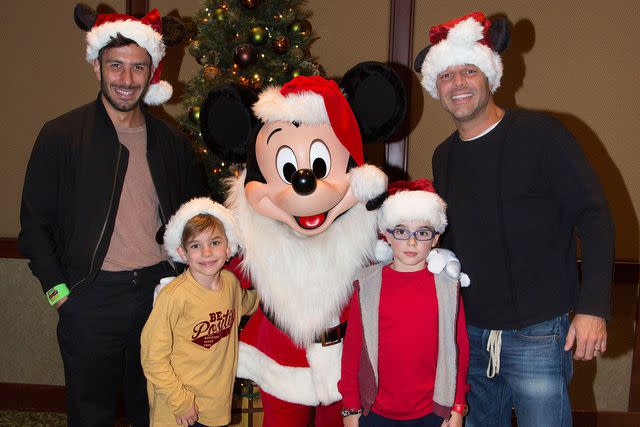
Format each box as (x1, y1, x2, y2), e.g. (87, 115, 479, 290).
(374, 239, 393, 263)
(350, 164, 387, 202)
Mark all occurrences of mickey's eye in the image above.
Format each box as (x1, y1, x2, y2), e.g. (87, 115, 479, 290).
(276, 146, 298, 184)
(309, 139, 330, 179)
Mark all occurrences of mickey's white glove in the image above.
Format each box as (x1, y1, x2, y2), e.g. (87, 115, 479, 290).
(152, 277, 176, 305)
(427, 248, 470, 287)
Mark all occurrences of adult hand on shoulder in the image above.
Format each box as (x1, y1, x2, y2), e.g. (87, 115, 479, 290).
(564, 313, 607, 361)
(441, 411, 463, 427)
(175, 402, 199, 427)
(343, 413, 361, 427)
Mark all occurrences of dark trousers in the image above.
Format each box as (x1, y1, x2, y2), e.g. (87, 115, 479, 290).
(56, 261, 175, 427)
(359, 411, 444, 427)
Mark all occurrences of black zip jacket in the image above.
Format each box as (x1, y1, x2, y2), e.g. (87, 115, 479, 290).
(433, 109, 614, 329)
(19, 94, 207, 296)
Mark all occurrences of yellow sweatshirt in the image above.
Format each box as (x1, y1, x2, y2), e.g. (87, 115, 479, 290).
(141, 269, 258, 426)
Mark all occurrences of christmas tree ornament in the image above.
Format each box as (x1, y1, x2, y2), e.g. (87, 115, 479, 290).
(250, 73, 262, 90)
(250, 26, 267, 45)
(234, 43, 257, 68)
(238, 75, 251, 88)
(291, 68, 301, 78)
(204, 65, 221, 81)
(240, 0, 261, 9)
(214, 7, 225, 21)
(189, 106, 201, 124)
(272, 36, 290, 54)
(188, 40, 201, 57)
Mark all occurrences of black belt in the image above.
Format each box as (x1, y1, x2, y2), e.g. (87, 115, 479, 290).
(260, 303, 348, 347)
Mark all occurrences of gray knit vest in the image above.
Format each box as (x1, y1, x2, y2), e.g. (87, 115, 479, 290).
(354, 263, 460, 419)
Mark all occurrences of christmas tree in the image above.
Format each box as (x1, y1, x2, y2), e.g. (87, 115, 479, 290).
(180, 0, 322, 200)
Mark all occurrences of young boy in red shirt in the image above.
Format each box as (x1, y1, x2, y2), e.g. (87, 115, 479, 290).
(338, 179, 469, 427)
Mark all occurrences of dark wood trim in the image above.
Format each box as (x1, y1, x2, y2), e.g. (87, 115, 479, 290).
(0, 383, 66, 413)
(0, 238, 22, 259)
(630, 274, 640, 411)
(126, 0, 149, 17)
(1, 382, 637, 425)
(385, 0, 414, 172)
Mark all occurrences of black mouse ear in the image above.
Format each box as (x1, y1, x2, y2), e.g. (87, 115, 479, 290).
(200, 84, 258, 163)
(162, 15, 186, 47)
(489, 16, 511, 54)
(413, 45, 431, 72)
(74, 3, 97, 31)
(340, 62, 407, 144)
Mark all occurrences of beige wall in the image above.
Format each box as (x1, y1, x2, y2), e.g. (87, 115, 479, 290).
(1, 0, 638, 413)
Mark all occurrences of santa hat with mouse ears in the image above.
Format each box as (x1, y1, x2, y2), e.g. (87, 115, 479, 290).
(375, 178, 447, 262)
(74, 3, 186, 105)
(414, 11, 511, 99)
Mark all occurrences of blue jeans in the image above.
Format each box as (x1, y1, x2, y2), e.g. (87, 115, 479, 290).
(465, 314, 573, 427)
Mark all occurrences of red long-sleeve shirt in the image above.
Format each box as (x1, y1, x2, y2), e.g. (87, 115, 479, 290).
(338, 266, 469, 420)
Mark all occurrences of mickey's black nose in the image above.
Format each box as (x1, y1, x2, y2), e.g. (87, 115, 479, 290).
(291, 169, 317, 195)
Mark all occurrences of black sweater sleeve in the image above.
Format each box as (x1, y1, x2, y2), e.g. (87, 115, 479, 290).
(542, 116, 615, 319)
(19, 122, 68, 293)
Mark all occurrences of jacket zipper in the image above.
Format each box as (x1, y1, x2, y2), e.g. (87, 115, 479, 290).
(69, 144, 123, 292)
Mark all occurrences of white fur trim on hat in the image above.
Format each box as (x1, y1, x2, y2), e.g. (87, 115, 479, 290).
(350, 164, 388, 203)
(420, 17, 503, 99)
(86, 19, 165, 66)
(163, 197, 241, 263)
(143, 80, 173, 105)
(253, 86, 330, 125)
(378, 190, 448, 234)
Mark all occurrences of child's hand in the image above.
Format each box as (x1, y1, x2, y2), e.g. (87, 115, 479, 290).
(175, 402, 199, 427)
(343, 413, 361, 427)
(441, 411, 463, 427)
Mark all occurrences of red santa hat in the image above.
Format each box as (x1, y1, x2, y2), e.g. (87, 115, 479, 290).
(163, 197, 241, 263)
(375, 178, 447, 261)
(85, 9, 172, 105)
(252, 75, 364, 166)
(417, 12, 504, 99)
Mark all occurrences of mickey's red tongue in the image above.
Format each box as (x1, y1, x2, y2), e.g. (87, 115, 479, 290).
(297, 213, 326, 229)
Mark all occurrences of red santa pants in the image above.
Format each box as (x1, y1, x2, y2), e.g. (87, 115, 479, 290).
(260, 390, 343, 427)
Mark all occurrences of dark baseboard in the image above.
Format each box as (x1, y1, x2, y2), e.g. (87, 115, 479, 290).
(1, 382, 638, 426)
(0, 383, 66, 413)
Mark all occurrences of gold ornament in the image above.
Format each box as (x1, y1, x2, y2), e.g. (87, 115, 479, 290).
(272, 36, 290, 54)
(238, 76, 251, 88)
(204, 66, 221, 81)
(214, 8, 225, 21)
(241, 0, 261, 9)
(250, 26, 267, 45)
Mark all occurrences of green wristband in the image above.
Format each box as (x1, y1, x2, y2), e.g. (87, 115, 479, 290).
(46, 283, 70, 306)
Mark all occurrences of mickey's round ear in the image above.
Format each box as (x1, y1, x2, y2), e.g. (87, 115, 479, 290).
(162, 16, 186, 47)
(341, 62, 407, 144)
(200, 84, 258, 163)
(489, 16, 511, 54)
(413, 45, 431, 72)
(74, 3, 97, 31)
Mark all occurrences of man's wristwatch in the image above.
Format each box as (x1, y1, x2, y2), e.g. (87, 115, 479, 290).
(341, 408, 362, 417)
(451, 403, 468, 416)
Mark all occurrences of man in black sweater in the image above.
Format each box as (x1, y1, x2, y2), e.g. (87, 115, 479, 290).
(414, 12, 614, 427)
(19, 6, 205, 427)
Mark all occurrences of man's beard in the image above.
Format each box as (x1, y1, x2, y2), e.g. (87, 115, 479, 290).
(226, 173, 380, 347)
(100, 68, 149, 112)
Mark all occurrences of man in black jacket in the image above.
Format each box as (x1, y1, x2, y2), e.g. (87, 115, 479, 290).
(19, 7, 206, 427)
(414, 12, 614, 427)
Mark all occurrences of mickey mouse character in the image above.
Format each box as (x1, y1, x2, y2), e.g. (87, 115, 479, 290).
(200, 62, 406, 427)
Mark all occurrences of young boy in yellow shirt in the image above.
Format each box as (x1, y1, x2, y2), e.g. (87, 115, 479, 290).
(141, 197, 258, 427)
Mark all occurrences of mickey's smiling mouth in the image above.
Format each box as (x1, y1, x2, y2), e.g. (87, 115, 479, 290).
(295, 212, 328, 229)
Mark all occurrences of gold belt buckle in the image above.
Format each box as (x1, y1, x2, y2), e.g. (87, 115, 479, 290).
(320, 325, 342, 347)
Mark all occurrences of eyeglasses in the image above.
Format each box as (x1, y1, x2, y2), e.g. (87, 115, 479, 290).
(386, 227, 437, 241)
